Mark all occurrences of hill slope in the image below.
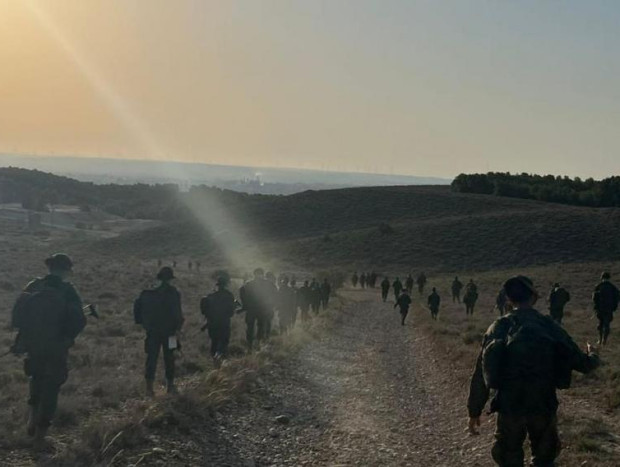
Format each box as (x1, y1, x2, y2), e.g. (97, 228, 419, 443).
(96, 185, 620, 271)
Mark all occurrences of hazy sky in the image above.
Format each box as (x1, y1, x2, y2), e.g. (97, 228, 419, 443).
(0, 1, 619, 178)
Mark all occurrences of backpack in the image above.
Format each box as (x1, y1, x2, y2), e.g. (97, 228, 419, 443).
(12, 284, 67, 354)
(482, 313, 568, 390)
(135, 288, 178, 334)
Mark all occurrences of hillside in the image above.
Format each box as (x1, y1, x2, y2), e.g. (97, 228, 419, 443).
(99, 185, 620, 272)
(3, 167, 619, 271)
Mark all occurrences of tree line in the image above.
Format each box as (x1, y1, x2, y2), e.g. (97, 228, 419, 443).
(451, 172, 620, 207)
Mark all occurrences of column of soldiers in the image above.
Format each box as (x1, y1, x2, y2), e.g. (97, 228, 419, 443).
(372, 271, 444, 322)
(9, 255, 334, 449)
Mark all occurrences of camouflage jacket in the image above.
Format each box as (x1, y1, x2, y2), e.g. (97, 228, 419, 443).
(467, 308, 599, 417)
(12, 274, 86, 352)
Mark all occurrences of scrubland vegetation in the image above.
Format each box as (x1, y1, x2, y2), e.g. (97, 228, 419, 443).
(2, 168, 620, 465)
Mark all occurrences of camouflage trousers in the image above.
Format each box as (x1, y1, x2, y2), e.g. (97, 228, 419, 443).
(145, 333, 175, 382)
(246, 311, 269, 348)
(207, 322, 231, 357)
(549, 307, 565, 324)
(25, 351, 69, 429)
(492, 412, 560, 467)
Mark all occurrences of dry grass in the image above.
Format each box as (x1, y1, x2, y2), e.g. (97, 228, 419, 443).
(0, 218, 342, 465)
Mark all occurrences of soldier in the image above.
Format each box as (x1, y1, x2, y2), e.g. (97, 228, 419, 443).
(320, 278, 332, 310)
(239, 268, 275, 350)
(548, 283, 571, 325)
(172, 260, 177, 268)
(188, 260, 193, 270)
(298, 280, 312, 322)
(200, 276, 236, 366)
(495, 288, 509, 316)
(278, 276, 298, 333)
(196, 261, 201, 272)
(265, 272, 278, 336)
(157, 259, 162, 267)
(394, 288, 412, 326)
(381, 277, 390, 302)
(11, 254, 86, 449)
(360, 273, 367, 289)
(592, 272, 620, 345)
(427, 287, 441, 320)
(134, 266, 184, 396)
(369, 271, 378, 288)
(352, 272, 359, 288)
(416, 272, 427, 295)
(464, 279, 479, 316)
(290, 278, 299, 327)
(467, 276, 599, 467)
(310, 279, 322, 314)
(452, 276, 463, 303)
(392, 277, 403, 300)
(405, 274, 414, 294)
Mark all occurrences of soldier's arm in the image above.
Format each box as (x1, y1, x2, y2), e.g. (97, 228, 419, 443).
(63, 283, 86, 341)
(553, 324, 599, 374)
(467, 351, 490, 418)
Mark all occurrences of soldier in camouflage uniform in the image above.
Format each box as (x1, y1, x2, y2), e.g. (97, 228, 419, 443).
(452, 276, 463, 303)
(394, 288, 412, 326)
(134, 267, 184, 396)
(427, 287, 441, 320)
(11, 254, 86, 449)
(592, 272, 620, 345)
(381, 277, 390, 302)
(405, 274, 414, 294)
(239, 268, 276, 350)
(201, 276, 236, 365)
(547, 283, 570, 325)
(467, 276, 599, 467)
(392, 277, 403, 300)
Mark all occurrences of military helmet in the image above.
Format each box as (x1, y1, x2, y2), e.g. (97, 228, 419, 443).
(216, 276, 229, 287)
(253, 267, 265, 277)
(44, 253, 73, 271)
(602, 272, 611, 280)
(503, 275, 537, 303)
(157, 266, 175, 281)
(553, 282, 560, 288)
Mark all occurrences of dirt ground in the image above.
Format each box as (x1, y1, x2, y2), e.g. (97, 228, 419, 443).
(201, 289, 493, 466)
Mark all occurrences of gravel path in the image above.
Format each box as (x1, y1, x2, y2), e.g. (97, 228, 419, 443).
(208, 290, 494, 466)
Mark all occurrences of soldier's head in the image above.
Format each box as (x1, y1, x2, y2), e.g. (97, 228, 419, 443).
(455, 276, 458, 280)
(504, 276, 538, 307)
(432, 287, 436, 292)
(157, 266, 175, 283)
(266, 271, 276, 283)
(553, 282, 560, 288)
(216, 276, 229, 289)
(290, 279, 297, 287)
(281, 276, 290, 286)
(304, 280, 309, 287)
(253, 268, 265, 279)
(45, 253, 73, 278)
(602, 272, 611, 281)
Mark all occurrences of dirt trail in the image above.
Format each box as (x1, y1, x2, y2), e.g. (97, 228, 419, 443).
(209, 290, 493, 466)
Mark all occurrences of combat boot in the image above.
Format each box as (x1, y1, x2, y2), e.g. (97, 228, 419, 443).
(32, 425, 51, 451)
(166, 379, 178, 395)
(145, 379, 155, 397)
